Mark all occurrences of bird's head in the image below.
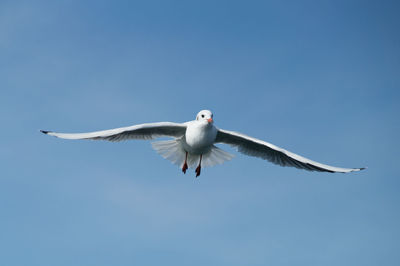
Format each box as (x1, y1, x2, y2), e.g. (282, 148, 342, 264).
(196, 110, 214, 124)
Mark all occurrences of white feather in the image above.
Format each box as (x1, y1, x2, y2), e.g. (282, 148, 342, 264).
(152, 139, 234, 168)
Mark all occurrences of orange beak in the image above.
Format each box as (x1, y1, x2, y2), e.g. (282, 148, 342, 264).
(207, 118, 213, 123)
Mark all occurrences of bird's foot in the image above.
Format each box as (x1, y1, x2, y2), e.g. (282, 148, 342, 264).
(195, 165, 201, 177)
(182, 162, 188, 174)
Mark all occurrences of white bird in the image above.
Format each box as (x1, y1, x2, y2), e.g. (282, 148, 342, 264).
(41, 110, 365, 177)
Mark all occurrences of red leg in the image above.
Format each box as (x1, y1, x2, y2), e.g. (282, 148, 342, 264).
(195, 155, 202, 177)
(182, 151, 188, 174)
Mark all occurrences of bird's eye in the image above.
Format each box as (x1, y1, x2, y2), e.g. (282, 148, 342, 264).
(201, 114, 204, 118)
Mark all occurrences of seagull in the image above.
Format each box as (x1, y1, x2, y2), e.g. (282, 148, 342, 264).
(41, 110, 365, 177)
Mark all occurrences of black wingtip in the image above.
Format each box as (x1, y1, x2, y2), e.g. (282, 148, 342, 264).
(359, 167, 367, 171)
(40, 130, 51, 134)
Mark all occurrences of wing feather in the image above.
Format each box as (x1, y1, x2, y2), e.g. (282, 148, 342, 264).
(216, 128, 364, 173)
(41, 122, 186, 142)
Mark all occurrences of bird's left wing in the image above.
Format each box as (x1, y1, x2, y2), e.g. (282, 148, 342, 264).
(41, 122, 187, 142)
(215, 128, 364, 173)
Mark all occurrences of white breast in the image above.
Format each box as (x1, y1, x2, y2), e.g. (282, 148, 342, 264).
(182, 121, 217, 154)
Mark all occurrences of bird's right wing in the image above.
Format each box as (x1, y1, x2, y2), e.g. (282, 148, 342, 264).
(215, 128, 364, 173)
(41, 122, 187, 142)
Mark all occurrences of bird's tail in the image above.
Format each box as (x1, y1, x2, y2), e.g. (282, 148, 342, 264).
(201, 145, 235, 167)
(151, 139, 234, 169)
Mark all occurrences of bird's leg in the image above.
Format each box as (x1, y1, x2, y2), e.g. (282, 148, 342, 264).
(195, 155, 202, 177)
(182, 151, 188, 174)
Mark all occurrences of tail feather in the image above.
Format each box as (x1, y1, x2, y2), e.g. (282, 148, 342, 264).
(151, 139, 186, 166)
(151, 140, 234, 169)
(202, 145, 234, 167)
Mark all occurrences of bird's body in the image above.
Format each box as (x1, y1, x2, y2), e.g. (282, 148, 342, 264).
(183, 118, 217, 155)
(41, 110, 365, 176)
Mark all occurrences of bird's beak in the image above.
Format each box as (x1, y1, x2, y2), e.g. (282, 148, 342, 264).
(207, 118, 213, 123)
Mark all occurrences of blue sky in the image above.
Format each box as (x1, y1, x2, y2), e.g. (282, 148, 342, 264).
(1, 0, 399, 265)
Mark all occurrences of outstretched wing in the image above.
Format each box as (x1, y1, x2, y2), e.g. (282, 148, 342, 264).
(215, 129, 364, 173)
(41, 122, 186, 142)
